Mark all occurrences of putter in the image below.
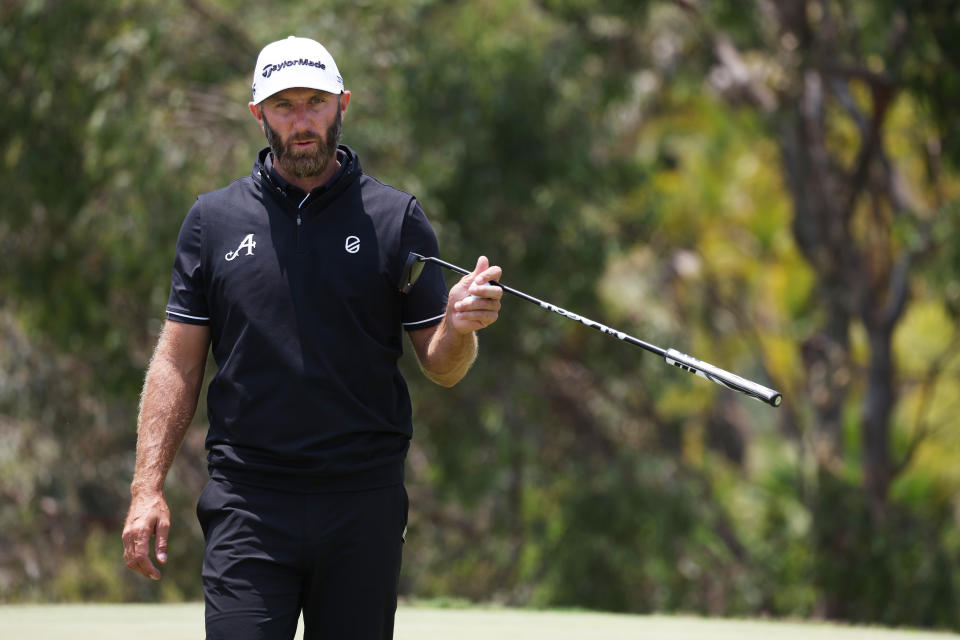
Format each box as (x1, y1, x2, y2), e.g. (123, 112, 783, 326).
(400, 252, 783, 408)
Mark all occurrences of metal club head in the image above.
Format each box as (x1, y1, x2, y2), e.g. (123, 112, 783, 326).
(398, 252, 427, 294)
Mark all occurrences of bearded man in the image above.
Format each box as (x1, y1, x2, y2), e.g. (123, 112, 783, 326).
(121, 36, 503, 640)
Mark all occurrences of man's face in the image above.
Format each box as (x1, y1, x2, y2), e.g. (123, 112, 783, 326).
(257, 88, 344, 179)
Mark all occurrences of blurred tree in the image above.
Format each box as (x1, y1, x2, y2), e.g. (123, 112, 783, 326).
(1, 0, 257, 601)
(669, 0, 960, 622)
(545, 0, 960, 623)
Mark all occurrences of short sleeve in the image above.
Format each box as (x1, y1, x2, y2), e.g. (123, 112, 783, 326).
(165, 200, 210, 325)
(400, 199, 448, 330)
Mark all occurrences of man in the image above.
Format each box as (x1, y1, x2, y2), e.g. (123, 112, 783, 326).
(121, 36, 503, 639)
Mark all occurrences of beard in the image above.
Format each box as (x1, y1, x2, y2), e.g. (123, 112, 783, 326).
(262, 100, 342, 179)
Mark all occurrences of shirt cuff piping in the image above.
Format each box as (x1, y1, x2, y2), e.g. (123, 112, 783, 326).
(402, 312, 445, 329)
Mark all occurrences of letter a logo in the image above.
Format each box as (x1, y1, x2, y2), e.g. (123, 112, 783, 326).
(226, 234, 256, 261)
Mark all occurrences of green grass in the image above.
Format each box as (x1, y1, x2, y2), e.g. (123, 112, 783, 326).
(2, 603, 958, 639)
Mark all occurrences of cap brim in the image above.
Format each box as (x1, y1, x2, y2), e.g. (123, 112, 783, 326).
(253, 84, 343, 105)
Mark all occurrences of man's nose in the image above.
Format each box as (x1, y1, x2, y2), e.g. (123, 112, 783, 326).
(290, 104, 313, 128)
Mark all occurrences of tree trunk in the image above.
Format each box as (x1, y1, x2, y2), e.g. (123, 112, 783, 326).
(862, 325, 895, 509)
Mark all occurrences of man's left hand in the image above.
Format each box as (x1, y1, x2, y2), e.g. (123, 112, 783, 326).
(447, 256, 503, 334)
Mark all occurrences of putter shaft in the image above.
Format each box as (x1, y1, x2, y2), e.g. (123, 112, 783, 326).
(411, 253, 782, 407)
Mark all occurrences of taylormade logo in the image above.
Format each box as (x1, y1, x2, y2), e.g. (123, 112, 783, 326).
(261, 59, 326, 78)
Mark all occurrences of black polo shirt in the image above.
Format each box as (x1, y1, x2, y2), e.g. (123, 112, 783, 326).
(166, 145, 448, 491)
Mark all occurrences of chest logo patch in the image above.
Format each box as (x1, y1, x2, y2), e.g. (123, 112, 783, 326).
(345, 235, 360, 254)
(225, 234, 256, 261)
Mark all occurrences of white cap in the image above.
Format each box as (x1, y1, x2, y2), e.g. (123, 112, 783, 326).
(251, 36, 344, 105)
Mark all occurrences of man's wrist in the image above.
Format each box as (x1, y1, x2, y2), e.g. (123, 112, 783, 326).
(130, 479, 164, 498)
(422, 321, 478, 387)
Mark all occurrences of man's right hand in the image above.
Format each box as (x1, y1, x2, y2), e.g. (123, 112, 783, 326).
(122, 491, 171, 580)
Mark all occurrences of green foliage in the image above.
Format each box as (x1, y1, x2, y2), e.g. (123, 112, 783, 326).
(812, 473, 958, 629)
(54, 528, 129, 603)
(529, 457, 739, 613)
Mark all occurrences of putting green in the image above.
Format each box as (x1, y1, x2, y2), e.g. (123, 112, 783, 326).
(1, 603, 957, 639)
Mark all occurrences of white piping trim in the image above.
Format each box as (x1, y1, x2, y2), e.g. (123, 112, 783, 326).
(403, 312, 445, 328)
(166, 310, 211, 322)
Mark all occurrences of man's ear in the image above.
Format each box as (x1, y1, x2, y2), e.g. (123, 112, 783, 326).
(249, 102, 264, 129)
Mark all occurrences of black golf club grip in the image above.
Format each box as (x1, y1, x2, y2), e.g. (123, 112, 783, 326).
(665, 349, 782, 407)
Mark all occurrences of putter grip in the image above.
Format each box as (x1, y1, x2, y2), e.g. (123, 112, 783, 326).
(664, 349, 782, 407)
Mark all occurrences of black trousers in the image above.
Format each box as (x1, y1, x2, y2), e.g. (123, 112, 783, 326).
(197, 479, 408, 640)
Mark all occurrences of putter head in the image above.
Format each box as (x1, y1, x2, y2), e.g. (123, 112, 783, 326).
(398, 252, 427, 294)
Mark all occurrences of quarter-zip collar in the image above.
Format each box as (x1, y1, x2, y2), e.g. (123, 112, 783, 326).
(254, 144, 362, 215)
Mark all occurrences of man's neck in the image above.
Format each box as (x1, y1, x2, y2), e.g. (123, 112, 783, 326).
(271, 153, 341, 194)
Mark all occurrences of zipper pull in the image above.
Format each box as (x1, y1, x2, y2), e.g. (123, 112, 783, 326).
(297, 213, 302, 226)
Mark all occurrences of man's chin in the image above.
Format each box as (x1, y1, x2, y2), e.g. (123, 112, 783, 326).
(281, 157, 329, 179)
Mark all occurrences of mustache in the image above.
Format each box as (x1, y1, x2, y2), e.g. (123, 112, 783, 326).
(289, 131, 322, 143)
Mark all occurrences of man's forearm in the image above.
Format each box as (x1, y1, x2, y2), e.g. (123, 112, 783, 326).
(131, 348, 205, 496)
(420, 320, 478, 387)
(123, 322, 209, 580)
